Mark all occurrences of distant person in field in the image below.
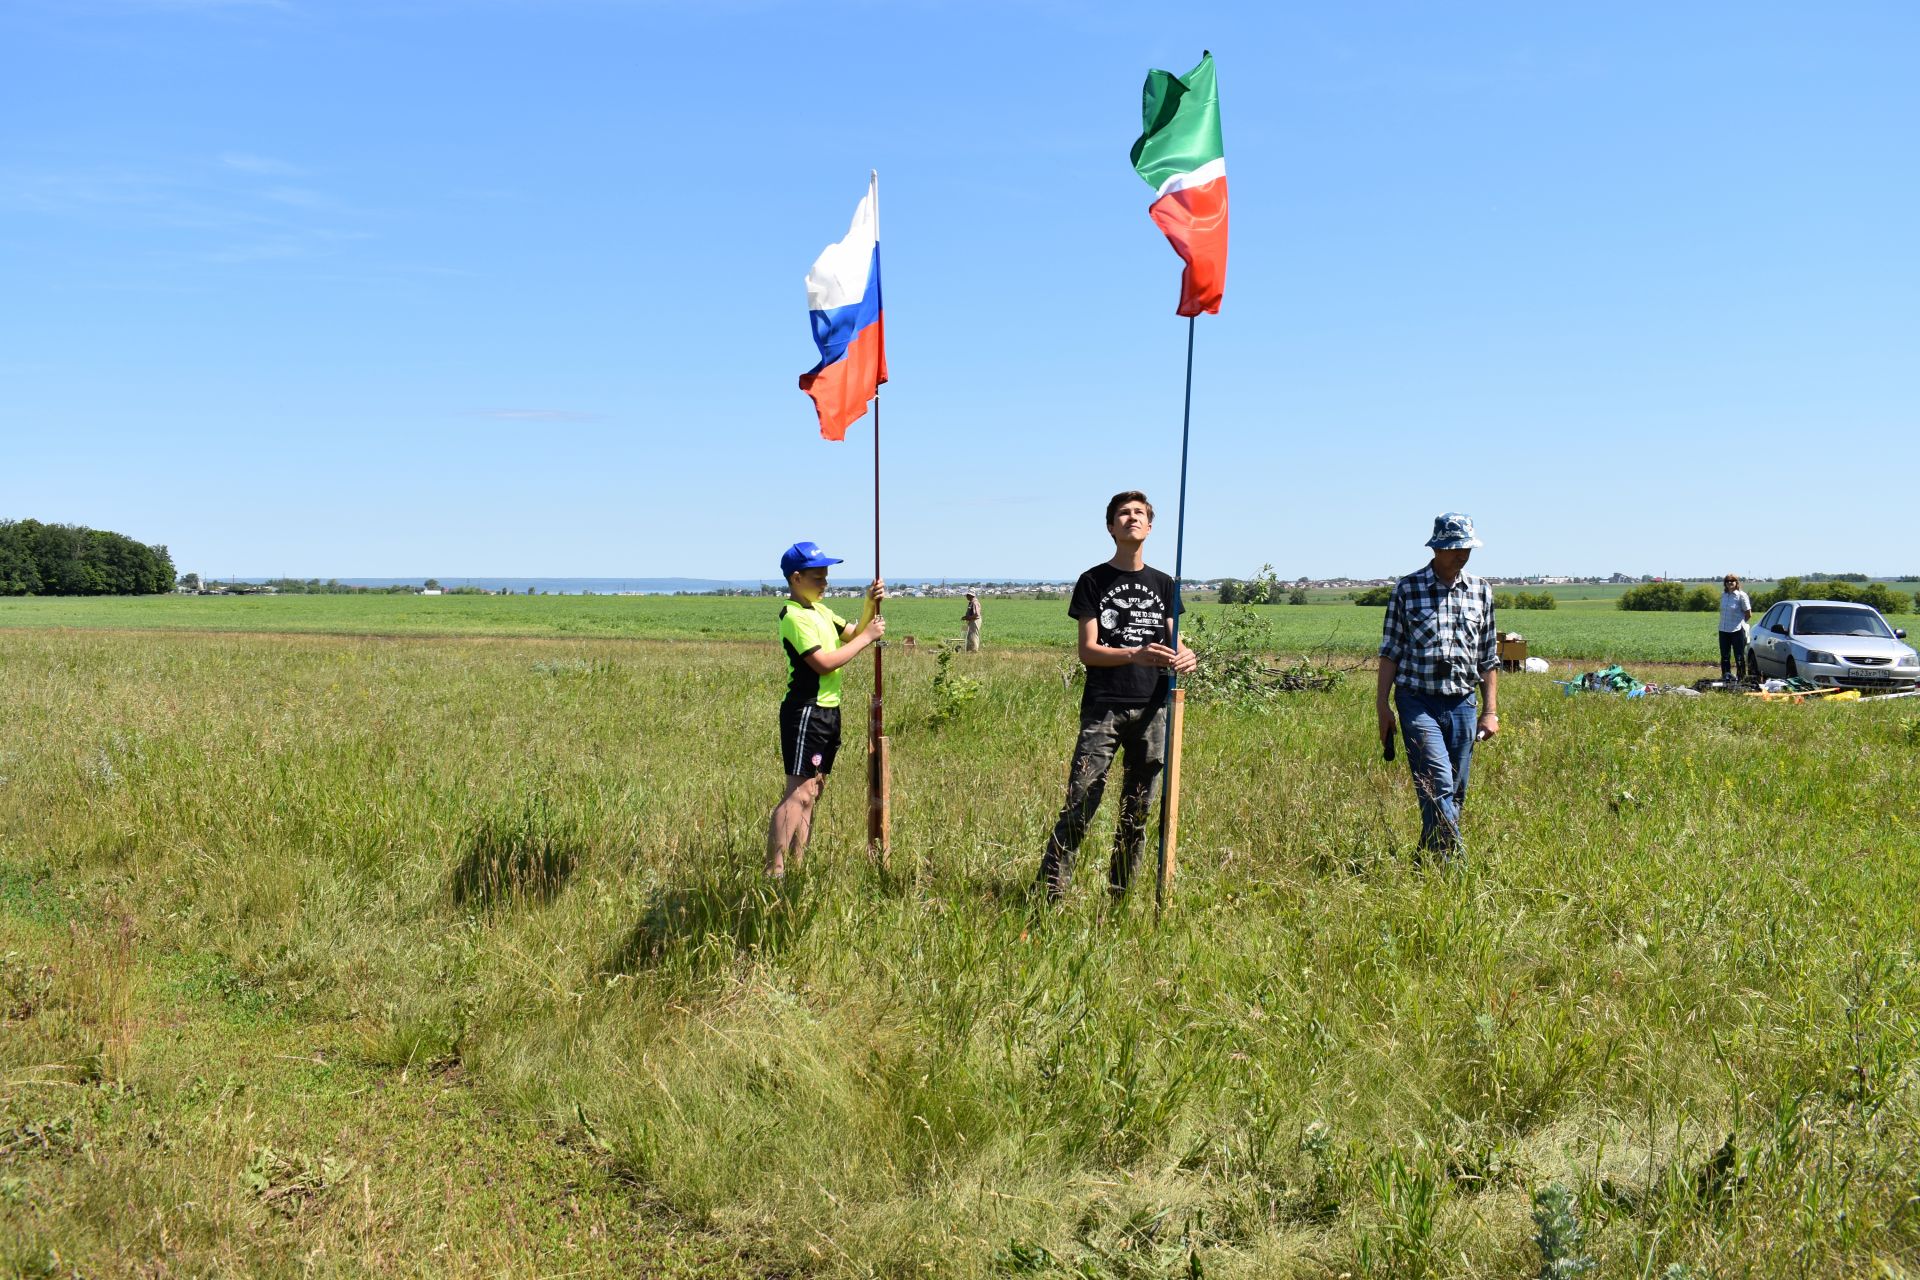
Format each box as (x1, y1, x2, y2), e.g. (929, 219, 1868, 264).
(1718, 573, 1753, 682)
(1034, 491, 1196, 901)
(962, 592, 981, 652)
(1376, 513, 1499, 863)
(767, 541, 884, 877)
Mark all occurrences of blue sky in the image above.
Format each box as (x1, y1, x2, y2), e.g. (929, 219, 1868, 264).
(4, 1, 1915, 581)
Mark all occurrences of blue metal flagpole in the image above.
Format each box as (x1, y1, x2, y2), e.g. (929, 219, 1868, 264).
(1156, 316, 1196, 911)
(1169, 316, 1196, 657)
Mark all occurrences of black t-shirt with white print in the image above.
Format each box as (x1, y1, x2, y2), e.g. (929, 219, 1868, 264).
(1068, 561, 1175, 708)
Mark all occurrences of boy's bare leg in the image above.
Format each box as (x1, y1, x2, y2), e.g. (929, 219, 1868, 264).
(788, 775, 823, 870)
(767, 774, 824, 876)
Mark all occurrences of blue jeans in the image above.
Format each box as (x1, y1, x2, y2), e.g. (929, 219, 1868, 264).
(1395, 687, 1477, 858)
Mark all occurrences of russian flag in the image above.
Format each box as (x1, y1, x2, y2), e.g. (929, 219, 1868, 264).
(798, 173, 887, 441)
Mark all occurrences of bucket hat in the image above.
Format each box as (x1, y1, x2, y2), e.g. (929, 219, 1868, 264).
(1425, 512, 1482, 550)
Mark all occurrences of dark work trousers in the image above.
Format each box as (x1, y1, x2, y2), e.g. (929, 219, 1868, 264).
(1035, 700, 1168, 899)
(1718, 628, 1749, 680)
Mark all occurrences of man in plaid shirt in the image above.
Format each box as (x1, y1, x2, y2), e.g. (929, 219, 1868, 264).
(1376, 513, 1500, 860)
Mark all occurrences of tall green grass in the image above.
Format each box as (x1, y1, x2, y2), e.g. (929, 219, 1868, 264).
(3, 628, 1918, 1275)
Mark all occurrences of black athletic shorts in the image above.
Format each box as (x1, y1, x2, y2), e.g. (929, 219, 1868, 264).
(779, 703, 842, 778)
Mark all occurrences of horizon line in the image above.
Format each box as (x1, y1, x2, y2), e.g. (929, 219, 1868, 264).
(200, 571, 1919, 585)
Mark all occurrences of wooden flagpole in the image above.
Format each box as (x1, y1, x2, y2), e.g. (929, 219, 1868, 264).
(1156, 315, 1197, 913)
(866, 171, 891, 872)
(868, 387, 890, 870)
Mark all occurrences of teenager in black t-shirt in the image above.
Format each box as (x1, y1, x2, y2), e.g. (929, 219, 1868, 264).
(1035, 490, 1197, 901)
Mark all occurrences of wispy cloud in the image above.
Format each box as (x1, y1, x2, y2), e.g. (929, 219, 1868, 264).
(471, 409, 605, 423)
(220, 152, 305, 177)
(259, 185, 329, 208)
(119, 0, 296, 11)
(201, 227, 372, 263)
(0, 152, 376, 273)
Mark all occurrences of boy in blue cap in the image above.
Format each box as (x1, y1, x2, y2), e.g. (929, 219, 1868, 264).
(767, 541, 884, 876)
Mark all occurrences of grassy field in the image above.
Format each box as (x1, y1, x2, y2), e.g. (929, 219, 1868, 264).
(5, 592, 1914, 666)
(4, 616, 1920, 1277)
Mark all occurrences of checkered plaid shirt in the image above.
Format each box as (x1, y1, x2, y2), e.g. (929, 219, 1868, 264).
(1378, 564, 1498, 697)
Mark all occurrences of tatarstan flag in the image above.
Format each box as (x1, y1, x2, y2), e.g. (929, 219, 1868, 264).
(1130, 52, 1227, 317)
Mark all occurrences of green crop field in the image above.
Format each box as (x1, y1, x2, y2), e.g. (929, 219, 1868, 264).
(5, 592, 1913, 668)
(4, 615, 1919, 1277)
(1195, 579, 1915, 607)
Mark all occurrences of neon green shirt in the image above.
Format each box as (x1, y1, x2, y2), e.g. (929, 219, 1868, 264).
(778, 599, 849, 709)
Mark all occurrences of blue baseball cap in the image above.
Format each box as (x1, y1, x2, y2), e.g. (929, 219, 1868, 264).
(780, 541, 843, 578)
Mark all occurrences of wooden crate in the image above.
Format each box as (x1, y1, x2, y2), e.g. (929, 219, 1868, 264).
(1498, 636, 1528, 670)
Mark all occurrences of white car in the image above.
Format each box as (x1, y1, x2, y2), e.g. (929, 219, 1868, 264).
(1746, 600, 1918, 691)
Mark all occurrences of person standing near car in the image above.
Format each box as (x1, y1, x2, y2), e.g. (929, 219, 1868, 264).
(1375, 513, 1499, 864)
(1718, 574, 1753, 682)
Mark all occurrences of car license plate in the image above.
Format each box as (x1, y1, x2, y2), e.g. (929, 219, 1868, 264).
(1849, 667, 1890, 681)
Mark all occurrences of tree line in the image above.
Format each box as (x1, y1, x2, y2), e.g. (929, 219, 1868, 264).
(1619, 578, 1912, 615)
(225, 578, 494, 595)
(0, 519, 176, 596)
(1216, 564, 1310, 605)
(1350, 584, 1555, 609)
(1753, 577, 1911, 616)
